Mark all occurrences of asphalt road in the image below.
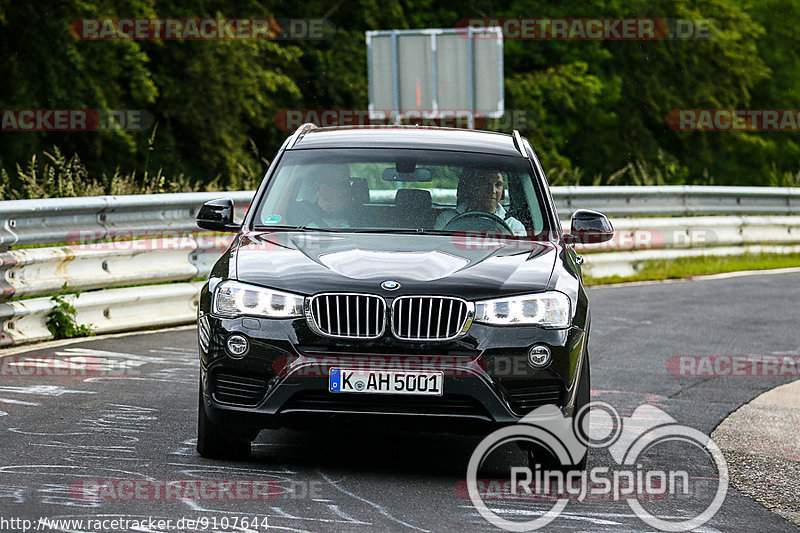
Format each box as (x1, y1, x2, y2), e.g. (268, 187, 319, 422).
(1, 271, 798, 532)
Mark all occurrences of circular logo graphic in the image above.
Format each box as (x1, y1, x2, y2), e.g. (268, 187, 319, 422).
(381, 280, 401, 291)
(466, 402, 729, 532)
(355, 381, 365, 391)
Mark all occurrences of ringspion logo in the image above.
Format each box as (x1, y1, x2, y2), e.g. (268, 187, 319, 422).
(466, 403, 728, 531)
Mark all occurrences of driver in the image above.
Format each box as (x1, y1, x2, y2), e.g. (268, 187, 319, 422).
(434, 169, 527, 236)
(291, 164, 357, 228)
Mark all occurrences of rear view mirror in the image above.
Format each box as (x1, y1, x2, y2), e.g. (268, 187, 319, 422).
(381, 168, 432, 182)
(196, 198, 241, 232)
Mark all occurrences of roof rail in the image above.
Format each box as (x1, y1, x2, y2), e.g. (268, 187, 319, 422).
(512, 130, 529, 159)
(287, 123, 319, 149)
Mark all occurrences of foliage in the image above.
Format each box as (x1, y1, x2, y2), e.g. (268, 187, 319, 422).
(0, 146, 203, 200)
(46, 284, 94, 339)
(1, 0, 799, 193)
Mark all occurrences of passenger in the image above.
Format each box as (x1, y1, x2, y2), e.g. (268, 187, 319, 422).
(435, 169, 527, 236)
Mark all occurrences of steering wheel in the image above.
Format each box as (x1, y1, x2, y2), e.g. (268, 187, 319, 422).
(442, 211, 514, 235)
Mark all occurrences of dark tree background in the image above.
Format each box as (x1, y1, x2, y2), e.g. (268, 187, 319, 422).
(1, 0, 798, 196)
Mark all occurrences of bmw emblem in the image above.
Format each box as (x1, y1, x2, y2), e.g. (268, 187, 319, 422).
(381, 280, 401, 291)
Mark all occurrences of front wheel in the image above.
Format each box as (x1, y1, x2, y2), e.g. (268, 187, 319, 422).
(526, 354, 590, 472)
(197, 383, 251, 459)
(572, 353, 591, 471)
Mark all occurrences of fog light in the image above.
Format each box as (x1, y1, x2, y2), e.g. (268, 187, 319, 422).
(226, 334, 249, 358)
(528, 344, 551, 368)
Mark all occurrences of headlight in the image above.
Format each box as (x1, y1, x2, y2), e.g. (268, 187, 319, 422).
(213, 280, 304, 319)
(474, 291, 571, 328)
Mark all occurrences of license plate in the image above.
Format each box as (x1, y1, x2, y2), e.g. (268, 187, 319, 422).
(329, 368, 443, 396)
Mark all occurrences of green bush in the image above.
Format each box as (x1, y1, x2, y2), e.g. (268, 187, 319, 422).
(0, 141, 266, 201)
(46, 284, 94, 340)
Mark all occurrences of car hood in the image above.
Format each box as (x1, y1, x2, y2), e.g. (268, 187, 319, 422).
(234, 231, 557, 300)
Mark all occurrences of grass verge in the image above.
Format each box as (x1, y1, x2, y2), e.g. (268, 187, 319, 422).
(585, 252, 800, 285)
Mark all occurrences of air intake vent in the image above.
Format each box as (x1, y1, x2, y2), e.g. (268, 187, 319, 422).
(391, 296, 472, 341)
(281, 391, 490, 418)
(508, 384, 563, 415)
(307, 293, 386, 339)
(211, 373, 267, 406)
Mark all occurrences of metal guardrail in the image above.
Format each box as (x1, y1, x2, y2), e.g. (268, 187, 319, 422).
(573, 216, 800, 252)
(1, 186, 799, 347)
(552, 185, 800, 217)
(0, 236, 230, 301)
(0, 192, 253, 251)
(2, 186, 799, 251)
(373, 185, 800, 217)
(0, 282, 203, 347)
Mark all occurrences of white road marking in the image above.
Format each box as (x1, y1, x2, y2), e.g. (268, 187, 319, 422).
(318, 471, 430, 532)
(0, 385, 95, 396)
(166, 462, 295, 476)
(0, 483, 27, 503)
(690, 266, 800, 280)
(326, 503, 369, 524)
(181, 497, 366, 526)
(7, 428, 91, 437)
(462, 504, 726, 532)
(0, 398, 39, 406)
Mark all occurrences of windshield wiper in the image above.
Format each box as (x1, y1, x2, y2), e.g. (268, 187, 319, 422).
(253, 225, 342, 232)
(253, 226, 460, 235)
(338, 228, 443, 235)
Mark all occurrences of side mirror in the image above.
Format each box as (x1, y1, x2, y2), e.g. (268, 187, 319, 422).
(196, 198, 241, 232)
(564, 209, 614, 244)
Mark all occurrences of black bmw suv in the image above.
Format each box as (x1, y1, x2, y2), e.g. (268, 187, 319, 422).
(195, 125, 613, 460)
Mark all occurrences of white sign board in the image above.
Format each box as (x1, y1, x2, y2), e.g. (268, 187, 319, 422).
(366, 28, 504, 123)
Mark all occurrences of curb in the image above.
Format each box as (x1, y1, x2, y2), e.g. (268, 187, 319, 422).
(711, 379, 800, 526)
(0, 324, 196, 356)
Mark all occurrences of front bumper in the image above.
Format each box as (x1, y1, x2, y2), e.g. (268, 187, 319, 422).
(198, 313, 588, 433)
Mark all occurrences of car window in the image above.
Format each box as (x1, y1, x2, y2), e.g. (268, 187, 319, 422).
(254, 148, 549, 237)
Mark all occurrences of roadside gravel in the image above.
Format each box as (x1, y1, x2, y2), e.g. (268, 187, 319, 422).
(712, 379, 800, 526)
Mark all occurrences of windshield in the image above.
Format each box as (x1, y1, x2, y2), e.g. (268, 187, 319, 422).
(253, 148, 550, 238)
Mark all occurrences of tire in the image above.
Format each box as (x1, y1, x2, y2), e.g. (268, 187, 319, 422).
(571, 352, 590, 471)
(526, 354, 590, 472)
(196, 383, 251, 459)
